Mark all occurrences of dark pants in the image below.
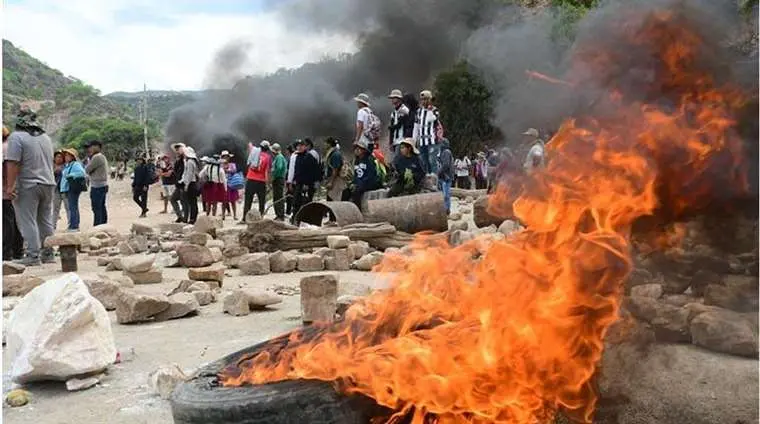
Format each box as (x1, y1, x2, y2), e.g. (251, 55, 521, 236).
(3, 199, 23, 259)
(172, 185, 185, 219)
(475, 176, 487, 190)
(286, 184, 294, 216)
(272, 178, 285, 219)
(292, 183, 315, 222)
(456, 176, 471, 189)
(350, 188, 367, 211)
(67, 190, 82, 230)
(387, 181, 420, 198)
(182, 182, 199, 223)
(244, 180, 267, 218)
(132, 187, 148, 213)
(90, 186, 108, 226)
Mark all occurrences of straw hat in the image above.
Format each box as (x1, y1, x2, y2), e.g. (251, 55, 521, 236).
(271, 143, 282, 153)
(522, 128, 539, 137)
(353, 93, 371, 106)
(171, 142, 186, 150)
(387, 89, 403, 99)
(62, 148, 78, 159)
(419, 90, 433, 100)
(400, 137, 419, 155)
(2, 126, 10, 140)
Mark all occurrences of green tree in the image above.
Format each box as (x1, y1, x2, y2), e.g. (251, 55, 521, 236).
(59, 116, 159, 158)
(433, 61, 498, 158)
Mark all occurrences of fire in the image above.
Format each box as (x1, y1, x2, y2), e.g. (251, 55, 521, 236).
(219, 4, 750, 424)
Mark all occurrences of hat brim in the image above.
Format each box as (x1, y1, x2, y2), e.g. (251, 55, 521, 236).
(387, 94, 403, 99)
(353, 97, 370, 106)
(400, 141, 419, 155)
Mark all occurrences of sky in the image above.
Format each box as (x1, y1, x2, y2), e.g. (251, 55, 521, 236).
(2, 0, 356, 94)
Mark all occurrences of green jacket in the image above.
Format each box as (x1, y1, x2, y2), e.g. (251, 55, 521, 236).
(271, 153, 287, 179)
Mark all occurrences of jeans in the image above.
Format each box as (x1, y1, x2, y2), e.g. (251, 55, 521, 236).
(13, 184, 55, 258)
(172, 186, 185, 219)
(52, 191, 68, 231)
(441, 179, 452, 214)
(182, 182, 200, 223)
(66, 190, 82, 230)
(272, 178, 285, 219)
(244, 180, 268, 218)
(133, 187, 148, 213)
(90, 186, 108, 226)
(3, 199, 24, 259)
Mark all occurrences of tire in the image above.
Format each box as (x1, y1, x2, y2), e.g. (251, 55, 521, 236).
(170, 336, 389, 424)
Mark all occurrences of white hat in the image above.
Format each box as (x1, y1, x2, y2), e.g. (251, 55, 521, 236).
(260, 140, 271, 148)
(400, 137, 419, 155)
(387, 89, 403, 99)
(220, 150, 233, 157)
(271, 143, 282, 152)
(353, 138, 370, 151)
(522, 128, 539, 137)
(353, 93, 371, 106)
(171, 142, 186, 150)
(419, 90, 433, 100)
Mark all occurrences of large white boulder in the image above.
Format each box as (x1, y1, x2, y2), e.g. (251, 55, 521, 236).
(6, 273, 117, 383)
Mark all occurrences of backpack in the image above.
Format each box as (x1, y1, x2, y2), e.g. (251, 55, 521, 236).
(365, 108, 382, 142)
(247, 144, 262, 169)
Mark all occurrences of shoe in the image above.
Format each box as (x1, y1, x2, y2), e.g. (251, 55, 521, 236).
(159, 211, 167, 214)
(14, 256, 41, 266)
(67, 228, 80, 232)
(41, 255, 56, 264)
(139, 213, 147, 218)
(174, 217, 185, 223)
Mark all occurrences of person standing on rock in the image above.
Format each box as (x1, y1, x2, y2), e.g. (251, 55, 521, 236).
(52, 150, 69, 231)
(413, 90, 444, 175)
(285, 143, 297, 218)
(436, 138, 454, 216)
(2, 125, 23, 260)
(270, 143, 288, 221)
(4, 109, 56, 265)
(180, 147, 201, 224)
(387, 89, 413, 157)
(242, 140, 272, 222)
(171, 143, 186, 223)
(132, 155, 151, 218)
(323, 137, 347, 202)
(84, 140, 109, 226)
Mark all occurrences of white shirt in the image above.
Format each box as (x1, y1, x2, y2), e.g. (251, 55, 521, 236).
(357, 107, 373, 140)
(200, 163, 227, 185)
(523, 142, 545, 172)
(286, 153, 297, 184)
(454, 157, 471, 177)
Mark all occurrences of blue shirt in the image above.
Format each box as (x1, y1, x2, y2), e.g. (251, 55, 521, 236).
(60, 161, 86, 193)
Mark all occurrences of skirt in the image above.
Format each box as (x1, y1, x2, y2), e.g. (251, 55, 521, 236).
(227, 188, 240, 203)
(202, 182, 227, 203)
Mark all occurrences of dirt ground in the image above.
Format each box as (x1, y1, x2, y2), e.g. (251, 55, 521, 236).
(1, 179, 392, 424)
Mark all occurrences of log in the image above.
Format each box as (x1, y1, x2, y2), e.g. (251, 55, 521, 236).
(450, 188, 487, 200)
(365, 193, 448, 233)
(473, 196, 506, 228)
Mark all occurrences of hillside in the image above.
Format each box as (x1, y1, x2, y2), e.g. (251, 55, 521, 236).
(105, 90, 204, 129)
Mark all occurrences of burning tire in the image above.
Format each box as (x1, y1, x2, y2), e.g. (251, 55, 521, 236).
(170, 338, 386, 424)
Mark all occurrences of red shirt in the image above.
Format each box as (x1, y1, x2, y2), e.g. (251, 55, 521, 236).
(246, 151, 271, 182)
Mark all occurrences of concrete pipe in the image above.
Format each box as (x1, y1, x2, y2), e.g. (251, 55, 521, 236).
(364, 192, 448, 234)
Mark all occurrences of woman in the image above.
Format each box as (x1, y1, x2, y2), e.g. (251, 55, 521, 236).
(60, 148, 87, 231)
(199, 155, 227, 217)
(221, 150, 242, 221)
(52, 150, 69, 230)
(474, 152, 488, 190)
(454, 154, 471, 189)
(388, 138, 424, 197)
(180, 147, 201, 224)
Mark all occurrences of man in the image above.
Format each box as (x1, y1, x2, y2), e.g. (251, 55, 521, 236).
(323, 137, 346, 201)
(522, 128, 546, 173)
(413, 90, 444, 175)
(171, 143, 186, 223)
(350, 139, 380, 210)
(454, 154, 472, 189)
(2, 125, 23, 260)
(158, 154, 179, 215)
(285, 143, 297, 217)
(243, 140, 272, 221)
(387, 89, 413, 156)
(4, 109, 56, 265)
(292, 139, 321, 221)
(132, 155, 151, 218)
(270, 143, 287, 221)
(304, 138, 322, 193)
(388, 138, 424, 198)
(353, 93, 380, 152)
(437, 138, 454, 215)
(85, 140, 109, 226)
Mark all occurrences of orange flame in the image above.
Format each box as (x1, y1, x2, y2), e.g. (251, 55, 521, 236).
(220, 6, 749, 424)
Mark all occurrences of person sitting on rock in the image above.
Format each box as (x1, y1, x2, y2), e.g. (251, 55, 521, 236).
(388, 138, 424, 198)
(349, 138, 381, 210)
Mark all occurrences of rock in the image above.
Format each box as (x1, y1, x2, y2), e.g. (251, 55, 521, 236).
(188, 264, 226, 283)
(449, 212, 463, 221)
(117, 241, 135, 255)
(3, 262, 25, 275)
(269, 251, 298, 273)
(661, 276, 692, 295)
(297, 254, 324, 272)
(128, 235, 149, 253)
(239, 253, 271, 275)
(449, 230, 474, 247)
(347, 242, 370, 260)
(300, 274, 339, 324)
(690, 310, 758, 357)
(313, 247, 334, 258)
(689, 269, 722, 297)
(194, 216, 223, 237)
(153, 293, 199, 321)
(624, 296, 690, 343)
(223, 291, 250, 316)
(660, 294, 695, 307)
(44, 232, 83, 247)
(206, 239, 225, 250)
(630, 283, 663, 299)
(107, 257, 124, 271)
(326, 235, 350, 249)
(498, 220, 521, 236)
(66, 376, 100, 391)
(242, 289, 283, 309)
(704, 279, 758, 312)
(6, 274, 116, 383)
(188, 281, 213, 292)
(449, 221, 468, 231)
(177, 244, 215, 268)
(187, 232, 211, 246)
(158, 223, 187, 234)
(114, 292, 170, 324)
(3, 297, 19, 311)
(167, 280, 196, 296)
(154, 252, 180, 268)
(193, 290, 216, 306)
(148, 364, 187, 400)
(5, 389, 30, 407)
(245, 209, 262, 223)
(336, 295, 360, 319)
(120, 254, 156, 273)
(96, 257, 112, 267)
(131, 222, 155, 235)
(83, 277, 124, 311)
(353, 252, 384, 271)
(325, 249, 351, 271)
(223, 245, 249, 258)
(123, 267, 163, 285)
(209, 247, 223, 263)
(3, 274, 46, 297)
